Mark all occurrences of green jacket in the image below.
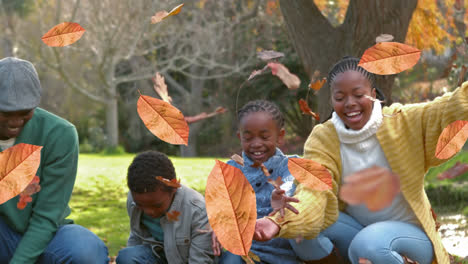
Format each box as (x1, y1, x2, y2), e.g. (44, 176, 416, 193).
(0, 107, 79, 264)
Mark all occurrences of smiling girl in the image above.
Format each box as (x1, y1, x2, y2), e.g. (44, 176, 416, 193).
(256, 57, 468, 264)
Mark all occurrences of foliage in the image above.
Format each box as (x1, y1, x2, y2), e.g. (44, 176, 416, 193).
(0, 0, 34, 17)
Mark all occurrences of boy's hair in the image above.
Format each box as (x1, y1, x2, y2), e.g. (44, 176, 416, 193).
(237, 100, 284, 129)
(127, 150, 176, 193)
(327, 56, 385, 101)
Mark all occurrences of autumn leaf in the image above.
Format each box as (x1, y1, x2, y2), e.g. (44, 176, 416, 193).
(435, 120, 468, 160)
(41, 22, 85, 47)
(288, 158, 332, 191)
(184, 107, 227, 124)
(267, 62, 301, 90)
(247, 65, 269, 81)
(151, 3, 184, 24)
(339, 166, 400, 212)
(298, 99, 320, 121)
(437, 162, 468, 180)
(17, 175, 41, 210)
(308, 78, 326, 91)
(375, 34, 394, 43)
(155, 176, 181, 188)
(358, 42, 421, 75)
(251, 162, 270, 177)
(0, 144, 43, 205)
(137, 93, 189, 145)
(205, 160, 256, 256)
(231, 154, 244, 166)
(241, 251, 261, 264)
(166, 210, 181, 222)
(152, 72, 172, 104)
(257, 50, 284, 61)
(267, 176, 284, 189)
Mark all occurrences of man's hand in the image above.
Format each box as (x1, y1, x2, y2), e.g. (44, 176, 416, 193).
(269, 189, 299, 217)
(211, 232, 222, 256)
(253, 218, 280, 242)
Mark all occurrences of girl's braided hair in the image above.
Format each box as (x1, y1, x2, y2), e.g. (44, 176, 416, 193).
(127, 150, 176, 193)
(237, 100, 284, 129)
(328, 56, 385, 101)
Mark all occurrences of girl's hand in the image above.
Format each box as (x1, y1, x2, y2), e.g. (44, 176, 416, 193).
(253, 218, 280, 241)
(211, 232, 222, 256)
(269, 189, 300, 217)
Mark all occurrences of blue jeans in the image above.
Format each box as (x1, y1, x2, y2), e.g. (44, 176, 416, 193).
(116, 245, 166, 264)
(220, 213, 360, 263)
(0, 218, 109, 264)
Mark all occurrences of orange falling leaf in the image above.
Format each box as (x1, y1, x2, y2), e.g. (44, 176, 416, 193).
(155, 176, 181, 188)
(435, 120, 468, 160)
(137, 93, 189, 145)
(41, 22, 85, 47)
(231, 154, 244, 166)
(339, 166, 400, 212)
(151, 3, 184, 24)
(0, 144, 43, 205)
(298, 99, 320, 121)
(205, 160, 256, 256)
(358, 42, 421, 75)
(166, 210, 181, 222)
(437, 162, 468, 180)
(267, 62, 301, 90)
(17, 175, 41, 209)
(308, 78, 326, 91)
(267, 177, 284, 189)
(152, 72, 172, 104)
(184, 107, 227, 124)
(288, 158, 332, 191)
(251, 162, 270, 177)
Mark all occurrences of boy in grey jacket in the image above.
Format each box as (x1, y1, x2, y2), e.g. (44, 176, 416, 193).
(116, 151, 215, 264)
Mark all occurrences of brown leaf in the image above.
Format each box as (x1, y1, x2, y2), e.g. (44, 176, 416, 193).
(375, 34, 394, 43)
(298, 99, 320, 121)
(251, 162, 270, 176)
(241, 251, 261, 264)
(308, 78, 326, 91)
(205, 160, 256, 256)
(151, 3, 184, 24)
(231, 154, 244, 166)
(17, 175, 41, 210)
(0, 144, 43, 205)
(247, 65, 269, 81)
(267, 177, 284, 189)
(152, 72, 172, 104)
(166, 210, 181, 222)
(435, 120, 468, 160)
(257, 50, 284, 61)
(184, 107, 227, 124)
(41, 22, 85, 47)
(437, 162, 468, 180)
(137, 93, 189, 145)
(358, 42, 421, 75)
(155, 176, 181, 188)
(339, 166, 400, 212)
(267, 62, 301, 90)
(288, 158, 332, 191)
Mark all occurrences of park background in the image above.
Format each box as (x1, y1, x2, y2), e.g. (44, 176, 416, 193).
(1, 0, 467, 261)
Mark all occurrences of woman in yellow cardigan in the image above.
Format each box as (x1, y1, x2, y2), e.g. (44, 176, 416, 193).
(254, 57, 467, 264)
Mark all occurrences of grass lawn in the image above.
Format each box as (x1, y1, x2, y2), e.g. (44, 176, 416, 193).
(70, 153, 468, 259)
(69, 154, 226, 257)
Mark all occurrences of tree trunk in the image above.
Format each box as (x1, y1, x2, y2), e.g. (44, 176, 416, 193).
(279, 0, 418, 120)
(106, 94, 119, 148)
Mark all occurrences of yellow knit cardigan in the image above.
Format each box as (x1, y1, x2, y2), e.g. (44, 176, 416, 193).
(270, 81, 468, 264)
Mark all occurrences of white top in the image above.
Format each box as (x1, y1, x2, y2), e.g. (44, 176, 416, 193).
(0, 138, 15, 151)
(331, 100, 419, 226)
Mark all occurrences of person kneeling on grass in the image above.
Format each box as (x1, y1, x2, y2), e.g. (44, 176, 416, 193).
(116, 151, 215, 264)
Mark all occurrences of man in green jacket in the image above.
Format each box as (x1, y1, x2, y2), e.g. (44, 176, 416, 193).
(0, 57, 108, 264)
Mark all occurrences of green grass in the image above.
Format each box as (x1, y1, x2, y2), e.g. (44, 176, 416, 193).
(69, 154, 226, 257)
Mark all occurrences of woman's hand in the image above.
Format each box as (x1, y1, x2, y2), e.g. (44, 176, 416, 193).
(269, 189, 300, 217)
(253, 218, 280, 241)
